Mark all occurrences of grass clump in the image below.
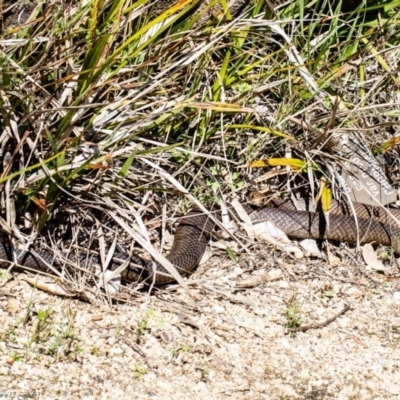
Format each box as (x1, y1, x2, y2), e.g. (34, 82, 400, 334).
(1, 0, 400, 298)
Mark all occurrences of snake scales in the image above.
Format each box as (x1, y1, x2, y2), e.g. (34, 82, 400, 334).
(1, 199, 400, 285)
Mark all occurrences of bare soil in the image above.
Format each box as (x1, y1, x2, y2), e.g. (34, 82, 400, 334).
(1, 243, 400, 400)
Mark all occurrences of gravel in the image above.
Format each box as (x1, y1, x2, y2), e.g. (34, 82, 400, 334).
(0, 246, 399, 399)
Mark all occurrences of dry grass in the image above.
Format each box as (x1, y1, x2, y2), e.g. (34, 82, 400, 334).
(1, 1, 400, 396)
(1, 0, 399, 300)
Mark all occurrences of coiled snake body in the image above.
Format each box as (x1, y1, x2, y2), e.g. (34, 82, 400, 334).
(1, 199, 400, 285)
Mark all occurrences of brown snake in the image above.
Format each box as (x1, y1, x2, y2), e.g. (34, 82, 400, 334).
(1, 199, 400, 285)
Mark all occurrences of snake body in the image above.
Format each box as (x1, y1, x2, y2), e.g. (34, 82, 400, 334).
(1, 200, 400, 285)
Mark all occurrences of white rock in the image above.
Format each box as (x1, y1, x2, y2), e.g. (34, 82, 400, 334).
(389, 384, 400, 395)
(393, 292, 400, 301)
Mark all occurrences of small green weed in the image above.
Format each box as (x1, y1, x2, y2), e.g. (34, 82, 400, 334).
(133, 363, 147, 378)
(284, 294, 302, 337)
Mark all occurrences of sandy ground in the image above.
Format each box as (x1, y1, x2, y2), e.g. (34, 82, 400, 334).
(0, 243, 400, 400)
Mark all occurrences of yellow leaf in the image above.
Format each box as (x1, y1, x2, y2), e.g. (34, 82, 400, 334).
(229, 124, 296, 141)
(373, 137, 400, 154)
(320, 184, 332, 213)
(248, 158, 320, 171)
(361, 36, 400, 88)
(179, 102, 256, 113)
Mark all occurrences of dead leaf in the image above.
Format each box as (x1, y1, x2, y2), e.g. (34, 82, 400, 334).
(362, 244, 388, 271)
